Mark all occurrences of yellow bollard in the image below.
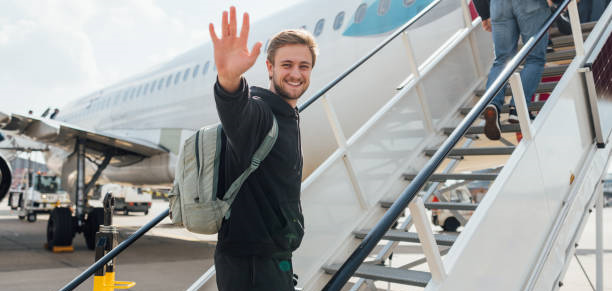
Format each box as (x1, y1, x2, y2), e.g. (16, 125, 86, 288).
(92, 193, 135, 291)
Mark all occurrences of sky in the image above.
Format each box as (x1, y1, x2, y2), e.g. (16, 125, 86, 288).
(0, 0, 303, 115)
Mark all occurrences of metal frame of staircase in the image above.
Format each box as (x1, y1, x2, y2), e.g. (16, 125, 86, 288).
(322, 0, 611, 290)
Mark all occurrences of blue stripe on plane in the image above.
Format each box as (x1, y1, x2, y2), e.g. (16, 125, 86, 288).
(343, 0, 434, 37)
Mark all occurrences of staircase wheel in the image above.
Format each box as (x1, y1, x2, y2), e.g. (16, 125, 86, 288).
(47, 208, 74, 249)
(84, 207, 104, 250)
(442, 217, 460, 232)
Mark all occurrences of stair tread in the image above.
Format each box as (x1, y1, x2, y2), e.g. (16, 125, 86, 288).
(549, 32, 589, 48)
(424, 202, 479, 211)
(323, 263, 432, 287)
(442, 123, 521, 135)
(549, 21, 596, 37)
(459, 102, 544, 115)
(540, 64, 569, 77)
(402, 173, 498, 181)
(379, 200, 480, 211)
(475, 81, 557, 97)
(353, 229, 458, 246)
(546, 49, 575, 62)
(424, 146, 515, 156)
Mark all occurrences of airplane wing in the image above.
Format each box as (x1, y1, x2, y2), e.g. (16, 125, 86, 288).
(0, 111, 168, 166)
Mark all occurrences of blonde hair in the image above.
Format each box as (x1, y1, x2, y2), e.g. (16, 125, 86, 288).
(266, 29, 319, 67)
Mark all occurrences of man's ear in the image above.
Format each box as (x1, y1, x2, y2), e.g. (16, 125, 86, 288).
(265, 59, 273, 80)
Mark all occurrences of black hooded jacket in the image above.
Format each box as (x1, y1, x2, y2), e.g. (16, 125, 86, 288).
(214, 78, 303, 259)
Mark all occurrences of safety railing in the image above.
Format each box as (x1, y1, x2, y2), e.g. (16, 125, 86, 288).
(59, 1, 445, 290)
(321, 0, 577, 290)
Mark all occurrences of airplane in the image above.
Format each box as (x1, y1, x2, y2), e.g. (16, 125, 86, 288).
(0, 0, 461, 250)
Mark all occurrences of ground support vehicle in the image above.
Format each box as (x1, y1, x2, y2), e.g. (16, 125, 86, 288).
(96, 184, 152, 215)
(7, 174, 71, 222)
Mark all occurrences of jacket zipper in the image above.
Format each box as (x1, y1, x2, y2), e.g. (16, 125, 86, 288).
(295, 108, 303, 172)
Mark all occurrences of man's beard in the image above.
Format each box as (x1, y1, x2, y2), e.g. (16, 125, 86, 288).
(272, 75, 307, 101)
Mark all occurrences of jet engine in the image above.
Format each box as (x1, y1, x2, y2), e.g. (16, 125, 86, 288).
(0, 153, 12, 202)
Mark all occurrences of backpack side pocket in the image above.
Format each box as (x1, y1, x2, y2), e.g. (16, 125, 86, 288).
(168, 182, 183, 226)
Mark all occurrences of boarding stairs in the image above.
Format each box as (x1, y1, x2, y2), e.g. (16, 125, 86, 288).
(59, 1, 611, 291)
(303, 1, 612, 290)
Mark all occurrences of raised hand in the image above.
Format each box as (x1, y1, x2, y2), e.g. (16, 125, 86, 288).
(209, 6, 262, 93)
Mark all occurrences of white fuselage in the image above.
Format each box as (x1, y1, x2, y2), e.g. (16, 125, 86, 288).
(48, 0, 457, 186)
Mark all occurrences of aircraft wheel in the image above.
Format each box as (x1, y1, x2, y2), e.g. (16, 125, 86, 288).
(442, 217, 460, 232)
(123, 209, 129, 216)
(47, 208, 74, 249)
(18, 215, 25, 220)
(83, 208, 104, 250)
(144, 209, 149, 215)
(27, 213, 37, 223)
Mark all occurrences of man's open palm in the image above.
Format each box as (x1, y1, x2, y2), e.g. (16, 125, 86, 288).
(209, 7, 262, 92)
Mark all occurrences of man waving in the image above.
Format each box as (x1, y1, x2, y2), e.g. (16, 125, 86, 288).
(209, 6, 318, 291)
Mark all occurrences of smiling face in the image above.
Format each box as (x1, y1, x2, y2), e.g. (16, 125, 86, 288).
(266, 44, 313, 107)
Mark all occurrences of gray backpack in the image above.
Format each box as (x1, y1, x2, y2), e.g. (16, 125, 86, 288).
(168, 117, 278, 234)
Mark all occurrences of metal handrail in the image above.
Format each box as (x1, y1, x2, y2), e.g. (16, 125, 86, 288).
(58, 2, 444, 290)
(321, 0, 573, 290)
(298, 0, 441, 112)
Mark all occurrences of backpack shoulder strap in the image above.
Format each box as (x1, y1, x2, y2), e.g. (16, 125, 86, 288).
(221, 116, 278, 201)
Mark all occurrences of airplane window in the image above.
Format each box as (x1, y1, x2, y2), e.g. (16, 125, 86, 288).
(183, 68, 191, 81)
(122, 89, 130, 102)
(333, 12, 345, 30)
(114, 92, 121, 105)
(378, 0, 390, 16)
(143, 83, 149, 95)
(174, 72, 182, 85)
(136, 85, 142, 97)
(314, 19, 325, 36)
(130, 87, 136, 99)
(403, 0, 415, 7)
(203, 61, 210, 75)
(354, 3, 367, 24)
(193, 65, 200, 78)
(150, 80, 157, 93)
(300, 25, 307, 30)
(158, 78, 164, 90)
(264, 39, 270, 52)
(166, 75, 172, 88)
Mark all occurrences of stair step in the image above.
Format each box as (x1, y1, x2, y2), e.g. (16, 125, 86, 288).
(540, 64, 569, 77)
(442, 123, 521, 135)
(550, 32, 589, 48)
(424, 202, 479, 211)
(549, 21, 596, 38)
(323, 263, 432, 287)
(379, 200, 480, 210)
(475, 81, 557, 97)
(402, 173, 498, 181)
(353, 229, 458, 246)
(546, 49, 575, 62)
(424, 146, 515, 156)
(459, 102, 544, 115)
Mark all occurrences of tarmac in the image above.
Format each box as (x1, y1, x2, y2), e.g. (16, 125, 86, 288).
(0, 199, 610, 291)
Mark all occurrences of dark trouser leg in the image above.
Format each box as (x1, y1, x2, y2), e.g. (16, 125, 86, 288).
(215, 250, 294, 291)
